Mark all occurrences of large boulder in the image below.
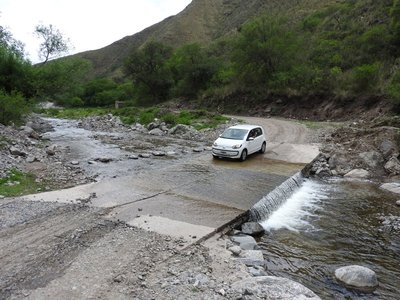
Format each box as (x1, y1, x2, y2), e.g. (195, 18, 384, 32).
(358, 151, 383, 169)
(241, 222, 265, 236)
(229, 276, 320, 299)
(334, 265, 378, 291)
(231, 234, 257, 250)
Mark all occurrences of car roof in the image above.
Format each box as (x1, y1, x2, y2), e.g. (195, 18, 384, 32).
(228, 124, 262, 130)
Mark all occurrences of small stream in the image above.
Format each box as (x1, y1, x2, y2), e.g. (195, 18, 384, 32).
(259, 179, 400, 299)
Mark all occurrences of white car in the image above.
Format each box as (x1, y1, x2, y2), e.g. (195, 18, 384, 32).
(212, 124, 267, 161)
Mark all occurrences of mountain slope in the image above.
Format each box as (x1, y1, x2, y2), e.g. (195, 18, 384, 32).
(72, 0, 339, 78)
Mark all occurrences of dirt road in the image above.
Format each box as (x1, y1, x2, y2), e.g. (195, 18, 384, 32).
(0, 116, 321, 299)
(230, 116, 319, 163)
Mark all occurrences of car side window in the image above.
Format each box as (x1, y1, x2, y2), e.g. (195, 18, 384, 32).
(248, 129, 255, 140)
(254, 128, 261, 137)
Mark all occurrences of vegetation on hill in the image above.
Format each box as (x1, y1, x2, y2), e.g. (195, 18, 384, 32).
(2, 0, 400, 125)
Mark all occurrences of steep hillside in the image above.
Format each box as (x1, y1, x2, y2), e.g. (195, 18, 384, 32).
(72, 0, 338, 78)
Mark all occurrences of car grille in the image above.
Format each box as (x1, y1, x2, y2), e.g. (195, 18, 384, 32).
(212, 148, 239, 157)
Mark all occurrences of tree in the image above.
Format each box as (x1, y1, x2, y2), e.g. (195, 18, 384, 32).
(168, 43, 219, 98)
(32, 58, 91, 102)
(0, 27, 33, 96)
(35, 24, 70, 63)
(0, 25, 25, 58)
(124, 41, 173, 104)
(231, 16, 300, 88)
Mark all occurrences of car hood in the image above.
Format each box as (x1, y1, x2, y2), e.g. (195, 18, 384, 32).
(214, 137, 244, 148)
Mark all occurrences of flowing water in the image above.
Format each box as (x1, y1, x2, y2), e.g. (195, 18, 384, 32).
(255, 178, 400, 299)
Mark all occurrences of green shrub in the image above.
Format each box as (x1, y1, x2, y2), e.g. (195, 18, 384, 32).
(351, 63, 381, 93)
(386, 69, 400, 104)
(0, 91, 30, 125)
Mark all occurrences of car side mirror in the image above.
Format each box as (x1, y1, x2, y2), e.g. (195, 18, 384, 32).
(248, 137, 255, 141)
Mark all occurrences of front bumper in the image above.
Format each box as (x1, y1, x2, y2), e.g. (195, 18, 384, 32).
(212, 148, 240, 158)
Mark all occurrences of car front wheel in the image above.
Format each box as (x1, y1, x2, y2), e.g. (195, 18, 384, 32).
(240, 149, 247, 161)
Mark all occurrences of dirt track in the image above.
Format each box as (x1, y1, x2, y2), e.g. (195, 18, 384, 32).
(0, 116, 320, 299)
(232, 116, 309, 143)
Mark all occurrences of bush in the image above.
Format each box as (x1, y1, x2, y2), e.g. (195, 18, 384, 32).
(0, 91, 30, 125)
(351, 63, 381, 93)
(387, 69, 400, 104)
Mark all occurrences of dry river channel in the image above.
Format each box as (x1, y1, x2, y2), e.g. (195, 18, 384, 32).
(1, 116, 399, 299)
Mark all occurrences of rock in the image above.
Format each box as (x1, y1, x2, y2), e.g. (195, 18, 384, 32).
(0, 195, 5, 199)
(26, 156, 37, 163)
(147, 122, 159, 131)
(22, 126, 41, 139)
(248, 266, 268, 277)
(231, 235, 257, 250)
(379, 140, 398, 159)
(128, 155, 139, 160)
(149, 128, 165, 136)
(344, 169, 370, 179)
(384, 157, 400, 175)
(230, 276, 320, 299)
(169, 124, 195, 135)
(139, 153, 151, 158)
(397, 200, 400, 206)
(9, 146, 27, 157)
(46, 144, 58, 156)
(380, 182, 400, 194)
(70, 161, 79, 165)
(328, 153, 349, 170)
(241, 222, 265, 236)
(95, 157, 112, 163)
(228, 245, 242, 256)
(193, 148, 203, 153)
(236, 250, 264, 267)
(334, 265, 378, 291)
(166, 151, 177, 156)
(359, 151, 383, 169)
(152, 151, 166, 157)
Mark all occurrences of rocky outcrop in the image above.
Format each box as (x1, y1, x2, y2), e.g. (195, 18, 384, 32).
(304, 124, 400, 179)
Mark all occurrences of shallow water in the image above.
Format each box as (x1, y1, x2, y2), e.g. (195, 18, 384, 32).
(259, 179, 400, 299)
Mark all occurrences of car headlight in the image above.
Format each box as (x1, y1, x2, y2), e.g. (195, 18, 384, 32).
(213, 142, 218, 147)
(232, 144, 242, 149)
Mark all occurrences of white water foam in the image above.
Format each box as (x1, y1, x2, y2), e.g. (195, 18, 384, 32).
(261, 180, 328, 232)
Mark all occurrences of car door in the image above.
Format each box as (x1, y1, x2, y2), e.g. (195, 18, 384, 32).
(254, 127, 263, 151)
(247, 129, 258, 154)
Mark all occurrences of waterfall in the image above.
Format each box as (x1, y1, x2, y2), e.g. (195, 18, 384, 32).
(249, 172, 304, 222)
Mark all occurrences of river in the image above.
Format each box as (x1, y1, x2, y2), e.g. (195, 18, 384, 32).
(40, 117, 399, 298)
(259, 178, 400, 299)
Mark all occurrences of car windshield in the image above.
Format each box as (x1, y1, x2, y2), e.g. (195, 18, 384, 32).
(220, 128, 248, 140)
